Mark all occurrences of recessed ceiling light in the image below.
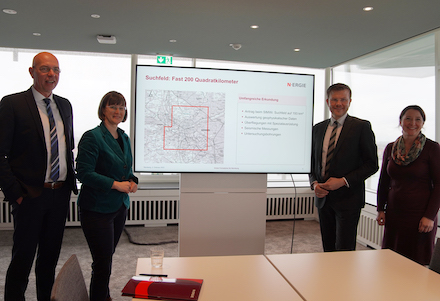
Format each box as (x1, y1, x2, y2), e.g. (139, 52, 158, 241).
(229, 43, 242, 50)
(3, 8, 17, 15)
(363, 6, 373, 11)
(91, 14, 100, 18)
(33, 33, 41, 36)
(169, 39, 177, 43)
(294, 48, 300, 52)
(250, 25, 259, 29)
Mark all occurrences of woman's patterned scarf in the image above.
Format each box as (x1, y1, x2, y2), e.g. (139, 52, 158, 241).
(391, 133, 426, 166)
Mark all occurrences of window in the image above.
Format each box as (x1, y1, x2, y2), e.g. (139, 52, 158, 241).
(0, 48, 132, 160)
(332, 33, 436, 202)
(0, 48, 325, 186)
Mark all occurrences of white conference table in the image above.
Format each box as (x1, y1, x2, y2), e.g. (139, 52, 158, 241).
(134, 254, 303, 301)
(267, 249, 440, 301)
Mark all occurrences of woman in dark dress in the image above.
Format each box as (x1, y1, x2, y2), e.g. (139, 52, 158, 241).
(377, 105, 440, 265)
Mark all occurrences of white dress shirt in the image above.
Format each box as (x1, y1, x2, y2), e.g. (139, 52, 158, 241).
(32, 87, 68, 182)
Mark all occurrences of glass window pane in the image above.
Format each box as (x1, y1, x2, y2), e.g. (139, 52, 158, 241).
(0, 49, 324, 186)
(0, 48, 132, 159)
(332, 33, 435, 201)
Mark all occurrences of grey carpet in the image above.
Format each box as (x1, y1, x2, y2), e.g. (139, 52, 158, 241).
(0, 219, 370, 301)
(124, 225, 179, 246)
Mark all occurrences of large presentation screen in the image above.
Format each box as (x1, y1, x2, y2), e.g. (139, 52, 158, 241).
(134, 65, 314, 173)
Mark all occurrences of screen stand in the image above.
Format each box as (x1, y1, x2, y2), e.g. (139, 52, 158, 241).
(178, 173, 267, 257)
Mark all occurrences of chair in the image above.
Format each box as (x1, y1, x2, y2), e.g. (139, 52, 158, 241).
(429, 239, 440, 274)
(50, 254, 89, 301)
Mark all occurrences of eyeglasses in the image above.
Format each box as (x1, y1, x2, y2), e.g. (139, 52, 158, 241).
(107, 105, 126, 111)
(36, 66, 61, 74)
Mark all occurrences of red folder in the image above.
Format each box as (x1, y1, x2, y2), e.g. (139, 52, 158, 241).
(122, 276, 203, 300)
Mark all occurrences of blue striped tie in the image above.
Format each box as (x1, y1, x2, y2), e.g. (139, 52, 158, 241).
(44, 98, 60, 181)
(324, 121, 338, 180)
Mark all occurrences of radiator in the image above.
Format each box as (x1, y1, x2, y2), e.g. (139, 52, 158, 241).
(64, 195, 180, 227)
(126, 197, 179, 226)
(0, 192, 415, 252)
(0, 195, 181, 228)
(3, 192, 439, 252)
(266, 195, 316, 220)
(0, 191, 413, 253)
(357, 204, 384, 249)
(0, 200, 12, 227)
(1, 191, 316, 228)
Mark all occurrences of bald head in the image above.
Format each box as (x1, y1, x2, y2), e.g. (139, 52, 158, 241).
(29, 52, 60, 97)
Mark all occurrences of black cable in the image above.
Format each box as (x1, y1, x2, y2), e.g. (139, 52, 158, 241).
(123, 228, 178, 246)
(290, 174, 297, 254)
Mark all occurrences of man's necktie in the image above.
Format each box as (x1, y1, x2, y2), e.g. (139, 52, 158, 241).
(44, 98, 60, 181)
(324, 121, 338, 180)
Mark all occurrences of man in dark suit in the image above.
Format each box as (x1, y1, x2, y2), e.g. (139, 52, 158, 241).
(0, 52, 77, 300)
(309, 83, 378, 252)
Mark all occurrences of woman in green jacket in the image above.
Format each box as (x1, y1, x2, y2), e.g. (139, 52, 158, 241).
(76, 91, 138, 301)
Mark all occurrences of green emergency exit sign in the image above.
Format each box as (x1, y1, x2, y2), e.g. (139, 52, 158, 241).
(157, 55, 173, 65)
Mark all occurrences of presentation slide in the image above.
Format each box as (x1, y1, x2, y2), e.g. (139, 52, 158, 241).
(134, 65, 314, 173)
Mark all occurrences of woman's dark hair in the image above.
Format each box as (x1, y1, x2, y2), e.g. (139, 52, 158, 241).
(399, 105, 426, 122)
(97, 91, 127, 122)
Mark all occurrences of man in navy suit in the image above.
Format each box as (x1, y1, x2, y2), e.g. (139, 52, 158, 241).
(309, 83, 378, 252)
(0, 52, 77, 300)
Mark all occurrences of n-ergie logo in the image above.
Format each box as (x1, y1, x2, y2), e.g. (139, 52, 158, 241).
(287, 83, 306, 88)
